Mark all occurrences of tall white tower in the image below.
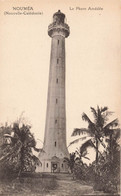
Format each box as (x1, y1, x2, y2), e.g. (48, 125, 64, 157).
(38, 10, 70, 173)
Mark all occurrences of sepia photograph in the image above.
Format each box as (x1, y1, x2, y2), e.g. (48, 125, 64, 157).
(0, 0, 120, 195)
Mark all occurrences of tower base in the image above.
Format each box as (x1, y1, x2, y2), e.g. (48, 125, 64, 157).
(36, 153, 69, 173)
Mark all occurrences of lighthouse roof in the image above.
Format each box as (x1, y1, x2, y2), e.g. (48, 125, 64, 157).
(53, 10, 65, 18)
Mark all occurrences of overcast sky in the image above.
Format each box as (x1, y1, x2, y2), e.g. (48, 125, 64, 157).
(0, 0, 120, 147)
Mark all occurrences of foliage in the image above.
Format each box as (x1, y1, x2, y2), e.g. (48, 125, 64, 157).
(0, 174, 57, 195)
(0, 123, 40, 179)
(73, 163, 88, 181)
(64, 145, 90, 180)
(82, 106, 118, 165)
(73, 148, 90, 181)
(64, 153, 76, 174)
(95, 128, 120, 193)
(71, 128, 91, 136)
(69, 106, 120, 193)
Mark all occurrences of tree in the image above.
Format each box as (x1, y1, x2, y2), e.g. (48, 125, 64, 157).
(70, 106, 119, 192)
(95, 128, 120, 193)
(68, 107, 119, 166)
(64, 153, 76, 174)
(69, 128, 104, 165)
(81, 106, 118, 166)
(64, 144, 90, 180)
(0, 122, 41, 178)
(67, 106, 120, 192)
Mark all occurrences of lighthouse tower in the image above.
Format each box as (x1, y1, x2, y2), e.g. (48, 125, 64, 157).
(38, 10, 70, 173)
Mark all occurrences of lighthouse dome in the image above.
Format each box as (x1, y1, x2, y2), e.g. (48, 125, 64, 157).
(53, 10, 65, 24)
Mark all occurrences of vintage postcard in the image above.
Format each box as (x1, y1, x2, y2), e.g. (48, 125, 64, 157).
(0, 0, 120, 195)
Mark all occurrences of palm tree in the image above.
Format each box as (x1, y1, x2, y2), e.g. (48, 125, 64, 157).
(81, 106, 118, 166)
(0, 123, 41, 178)
(67, 106, 119, 190)
(64, 149, 89, 179)
(64, 153, 76, 173)
(13, 123, 41, 176)
(64, 144, 90, 180)
(69, 106, 118, 167)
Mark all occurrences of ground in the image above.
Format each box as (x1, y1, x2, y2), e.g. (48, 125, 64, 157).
(0, 173, 119, 196)
(44, 173, 119, 196)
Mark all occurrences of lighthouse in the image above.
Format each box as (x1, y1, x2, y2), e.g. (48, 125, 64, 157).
(38, 10, 70, 173)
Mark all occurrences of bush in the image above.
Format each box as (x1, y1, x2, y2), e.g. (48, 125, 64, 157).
(94, 155, 120, 193)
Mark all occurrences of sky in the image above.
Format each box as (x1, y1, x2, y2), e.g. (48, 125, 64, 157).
(0, 0, 120, 149)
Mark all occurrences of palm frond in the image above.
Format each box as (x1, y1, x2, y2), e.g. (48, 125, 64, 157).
(64, 157, 70, 162)
(82, 113, 106, 148)
(0, 140, 22, 162)
(83, 156, 90, 160)
(82, 113, 96, 135)
(90, 107, 98, 120)
(68, 136, 87, 148)
(82, 113, 93, 124)
(71, 128, 90, 136)
(96, 106, 105, 128)
(87, 139, 105, 160)
(80, 138, 94, 154)
(34, 147, 44, 152)
(100, 106, 108, 113)
(32, 155, 41, 166)
(104, 119, 118, 130)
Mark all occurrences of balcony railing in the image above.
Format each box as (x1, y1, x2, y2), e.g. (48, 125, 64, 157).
(48, 22, 70, 37)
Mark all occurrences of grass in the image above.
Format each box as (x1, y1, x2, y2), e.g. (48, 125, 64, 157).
(0, 173, 120, 196)
(0, 173, 57, 195)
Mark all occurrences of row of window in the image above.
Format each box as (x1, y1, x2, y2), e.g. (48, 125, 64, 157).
(57, 39, 59, 65)
(55, 40, 59, 126)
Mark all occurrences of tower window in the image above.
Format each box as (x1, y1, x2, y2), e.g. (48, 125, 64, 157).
(56, 78, 58, 83)
(55, 119, 57, 124)
(56, 99, 58, 104)
(47, 163, 48, 168)
(62, 164, 63, 168)
(55, 141, 56, 147)
(58, 40, 59, 45)
(57, 59, 59, 64)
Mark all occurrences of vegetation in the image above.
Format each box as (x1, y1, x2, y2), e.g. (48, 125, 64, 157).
(0, 106, 120, 194)
(95, 128, 120, 193)
(0, 122, 40, 179)
(0, 174, 57, 195)
(82, 106, 118, 165)
(68, 106, 120, 193)
(64, 153, 76, 174)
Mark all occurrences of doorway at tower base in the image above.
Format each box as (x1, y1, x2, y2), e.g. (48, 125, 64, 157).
(36, 156, 69, 173)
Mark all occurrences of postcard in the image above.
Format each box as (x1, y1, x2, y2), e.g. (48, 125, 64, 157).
(0, 0, 120, 195)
